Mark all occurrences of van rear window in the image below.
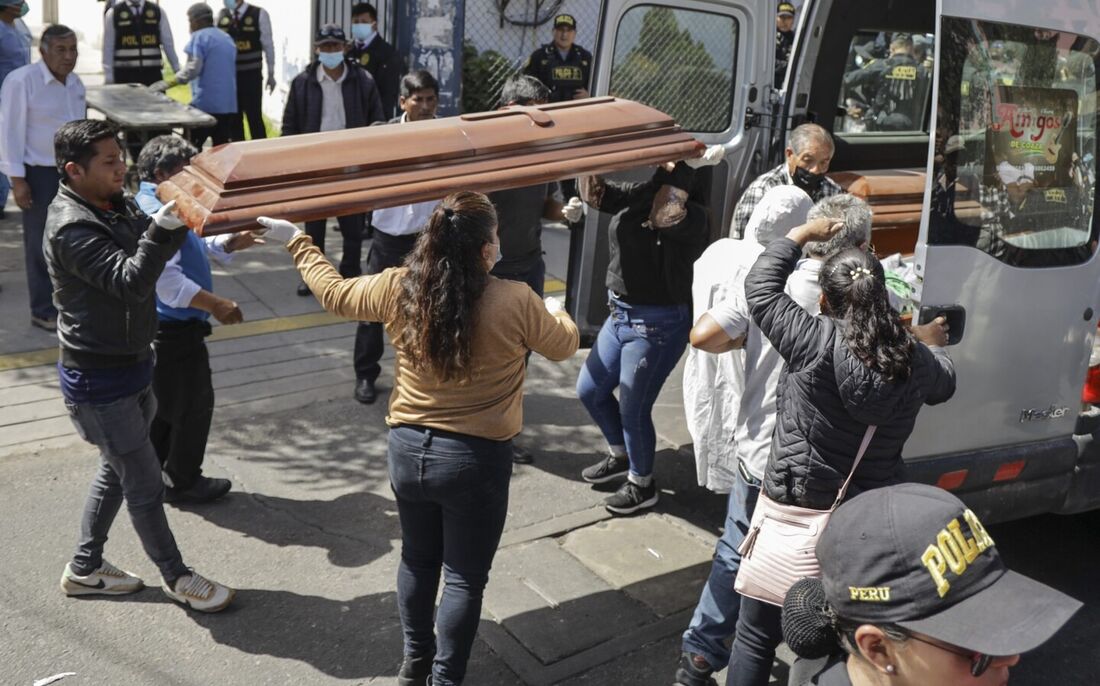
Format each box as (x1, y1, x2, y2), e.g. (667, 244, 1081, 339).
(929, 18, 1098, 267)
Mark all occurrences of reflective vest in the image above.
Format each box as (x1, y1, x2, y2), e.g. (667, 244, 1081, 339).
(217, 4, 263, 72)
(113, 1, 162, 72)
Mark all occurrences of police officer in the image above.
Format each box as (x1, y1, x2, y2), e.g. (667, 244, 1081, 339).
(103, 0, 179, 85)
(523, 13, 592, 103)
(775, 2, 796, 88)
(348, 2, 400, 119)
(218, 0, 274, 140)
(843, 33, 929, 131)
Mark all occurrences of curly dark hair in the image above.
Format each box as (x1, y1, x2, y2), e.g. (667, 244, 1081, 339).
(399, 191, 497, 381)
(820, 248, 915, 382)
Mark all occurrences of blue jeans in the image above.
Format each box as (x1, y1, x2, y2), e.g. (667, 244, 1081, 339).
(576, 294, 691, 477)
(0, 171, 10, 211)
(727, 595, 784, 686)
(388, 425, 513, 686)
(23, 165, 60, 319)
(682, 469, 761, 669)
(66, 386, 189, 583)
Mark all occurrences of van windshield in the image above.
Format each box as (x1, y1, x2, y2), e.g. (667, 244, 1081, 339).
(929, 17, 1098, 267)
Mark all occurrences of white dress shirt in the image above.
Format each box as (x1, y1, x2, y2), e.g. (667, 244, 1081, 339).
(102, 0, 180, 83)
(0, 60, 85, 177)
(317, 63, 347, 132)
(236, 2, 275, 80)
(156, 236, 234, 309)
(372, 112, 440, 236)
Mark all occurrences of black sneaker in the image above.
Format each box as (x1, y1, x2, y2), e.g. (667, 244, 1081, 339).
(164, 476, 232, 504)
(674, 651, 717, 686)
(512, 445, 534, 465)
(398, 651, 434, 686)
(605, 480, 659, 515)
(581, 454, 629, 484)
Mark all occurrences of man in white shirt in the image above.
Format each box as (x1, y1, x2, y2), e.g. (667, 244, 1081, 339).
(0, 25, 84, 331)
(102, 0, 179, 85)
(674, 193, 872, 686)
(351, 70, 440, 404)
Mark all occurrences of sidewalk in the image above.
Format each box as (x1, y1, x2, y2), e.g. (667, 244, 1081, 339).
(0, 208, 800, 684)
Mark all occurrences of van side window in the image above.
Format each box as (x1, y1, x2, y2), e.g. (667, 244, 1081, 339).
(608, 5, 738, 134)
(929, 18, 1098, 267)
(838, 30, 935, 133)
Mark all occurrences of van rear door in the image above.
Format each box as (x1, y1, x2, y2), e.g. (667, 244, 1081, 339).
(568, 0, 772, 338)
(907, 1, 1100, 466)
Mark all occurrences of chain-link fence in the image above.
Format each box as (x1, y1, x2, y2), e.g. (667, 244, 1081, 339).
(462, 0, 601, 113)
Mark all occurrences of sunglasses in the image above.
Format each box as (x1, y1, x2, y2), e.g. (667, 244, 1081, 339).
(906, 633, 994, 677)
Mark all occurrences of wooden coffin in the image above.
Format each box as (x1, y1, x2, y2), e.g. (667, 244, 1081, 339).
(159, 97, 705, 235)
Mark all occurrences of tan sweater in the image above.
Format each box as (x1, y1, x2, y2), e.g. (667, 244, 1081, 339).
(289, 234, 580, 440)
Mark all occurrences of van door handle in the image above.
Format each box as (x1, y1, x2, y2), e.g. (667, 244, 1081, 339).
(917, 305, 966, 345)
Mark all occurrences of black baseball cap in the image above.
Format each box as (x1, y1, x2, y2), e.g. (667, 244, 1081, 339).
(777, 2, 796, 17)
(554, 13, 576, 29)
(817, 483, 1080, 656)
(315, 24, 347, 44)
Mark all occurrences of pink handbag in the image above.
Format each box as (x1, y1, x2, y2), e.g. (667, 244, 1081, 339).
(734, 425, 877, 606)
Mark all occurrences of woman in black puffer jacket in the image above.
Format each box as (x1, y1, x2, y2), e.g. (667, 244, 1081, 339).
(726, 218, 957, 686)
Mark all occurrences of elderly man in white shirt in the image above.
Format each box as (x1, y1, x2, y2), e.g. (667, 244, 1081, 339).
(0, 25, 84, 331)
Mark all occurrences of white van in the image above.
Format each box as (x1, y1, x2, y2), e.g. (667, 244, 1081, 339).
(568, 0, 1100, 522)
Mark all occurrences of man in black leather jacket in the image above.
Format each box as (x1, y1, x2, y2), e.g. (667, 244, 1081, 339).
(46, 119, 235, 613)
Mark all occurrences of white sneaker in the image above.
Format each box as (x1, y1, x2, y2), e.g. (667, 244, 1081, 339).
(163, 570, 235, 613)
(60, 560, 144, 596)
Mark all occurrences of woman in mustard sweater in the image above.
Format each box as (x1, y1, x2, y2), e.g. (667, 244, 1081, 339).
(257, 191, 579, 686)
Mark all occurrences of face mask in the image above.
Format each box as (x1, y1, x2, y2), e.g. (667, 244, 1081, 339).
(317, 51, 345, 69)
(793, 164, 825, 193)
(351, 23, 375, 42)
(18, 2, 28, 17)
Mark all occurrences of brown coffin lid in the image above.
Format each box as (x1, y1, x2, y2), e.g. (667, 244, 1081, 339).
(159, 97, 704, 235)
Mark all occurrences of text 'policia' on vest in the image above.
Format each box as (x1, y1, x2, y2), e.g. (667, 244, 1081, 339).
(113, 1, 163, 85)
(217, 4, 262, 72)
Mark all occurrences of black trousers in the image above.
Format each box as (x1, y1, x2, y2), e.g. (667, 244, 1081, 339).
(353, 230, 419, 381)
(190, 113, 237, 147)
(113, 66, 161, 86)
(150, 319, 214, 490)
(231, 70, 267, 141)
(305, 214, 365, 277)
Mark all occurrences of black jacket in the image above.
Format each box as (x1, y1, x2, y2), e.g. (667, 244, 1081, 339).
(745, 239, 956, 509)
(44, 184, 187, 368)
(523, 42, 593, 103)
(348, 36, 400, 119)
(281, 60, 385, 136)
(592, 163, 710, 306)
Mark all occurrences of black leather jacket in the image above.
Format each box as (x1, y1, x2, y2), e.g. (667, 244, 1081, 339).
(44, 184, 187, 368)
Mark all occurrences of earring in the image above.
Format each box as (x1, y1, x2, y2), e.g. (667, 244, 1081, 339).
(885, 665, 897, 675)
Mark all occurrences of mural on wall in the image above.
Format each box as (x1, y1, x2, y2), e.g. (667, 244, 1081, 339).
(398, 0, 464, 115)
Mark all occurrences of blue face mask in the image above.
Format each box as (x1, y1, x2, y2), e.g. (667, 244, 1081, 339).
(351, 23, 375, 42)
(317, 51, 345, 69)
(18, 2, 28, 17)
(223, 0, 237, 10)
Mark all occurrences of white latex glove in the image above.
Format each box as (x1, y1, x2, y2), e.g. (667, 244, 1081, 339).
(562, 197, 584, 223)
(266, 74, 276, 94)
(152, 200, 186, 230)
(149, 80, 171, 93)
(544, 296, 565, 315)
(255, 216, 304, 243)
(684, 144, 726, 169)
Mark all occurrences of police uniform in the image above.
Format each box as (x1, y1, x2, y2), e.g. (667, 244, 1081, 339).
(217, 2, 269, 140)
(106, 0, 174, 85)
(522, 15, 592, 103)
(348, 35, 400, 119)
(843, 51, 929, 131)
(774, 2, 796, 88)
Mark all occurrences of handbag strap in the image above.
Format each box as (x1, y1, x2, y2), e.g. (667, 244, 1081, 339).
(831, 425, 878, 509)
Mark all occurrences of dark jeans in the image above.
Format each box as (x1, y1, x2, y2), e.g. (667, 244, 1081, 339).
(305, 214, 365, 278)
(190, 113, 238, 148)
(576, 293, 691, 477)
(491, 255, 546, 299)
(353, 230, 419, 382)
(66, 386, 189, 583)
(23, 165, 60, 319)
(150, 319, 214, 490)
(230, 69, 266, 141)
(388, 425, 512, 686)
(682, 469, 761, 670)
(727, 595, 783, 686)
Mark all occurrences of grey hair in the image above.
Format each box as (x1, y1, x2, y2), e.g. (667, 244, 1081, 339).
(187, 2, 214, 21)
(499, 75, 550, 107)
(137, 135, 198, 183)
(789, 123, 835, 156)
(40, 24, 75, 50)
(804, 194, 873, 258)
